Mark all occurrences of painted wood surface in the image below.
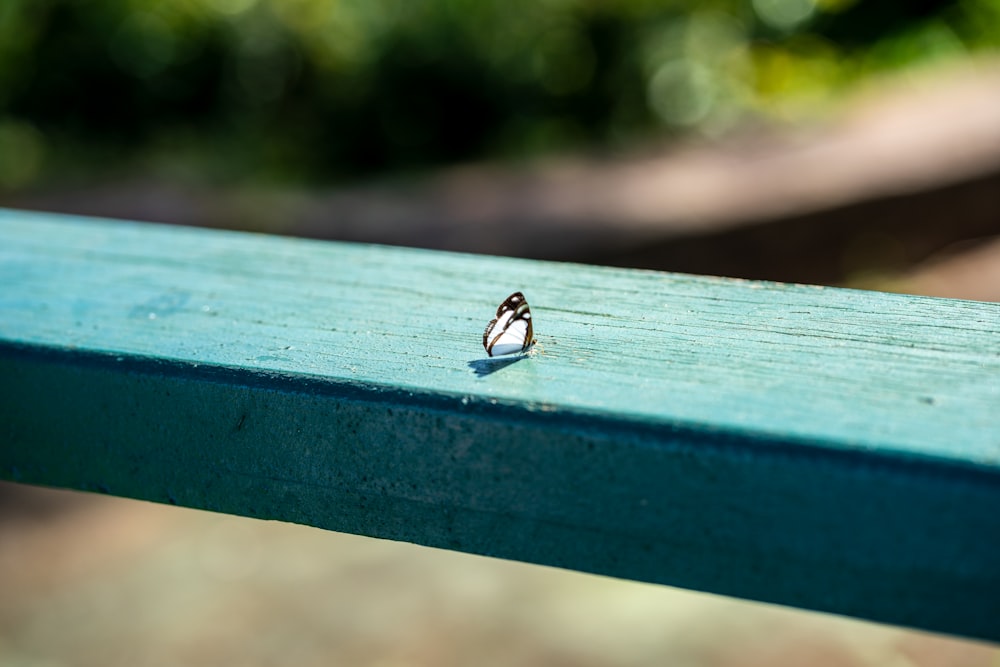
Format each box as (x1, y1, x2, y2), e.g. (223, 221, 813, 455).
(1, 208, 998, 641)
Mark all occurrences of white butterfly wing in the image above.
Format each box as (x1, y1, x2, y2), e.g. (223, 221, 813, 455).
(487, 313, 531, 356)
(483, 292, 535, 357)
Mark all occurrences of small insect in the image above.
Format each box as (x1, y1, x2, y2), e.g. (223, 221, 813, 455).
(483, 291, 536, 357)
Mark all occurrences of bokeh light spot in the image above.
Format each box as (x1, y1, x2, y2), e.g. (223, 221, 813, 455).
(753, 0, 817, 31)
(647, 59, 716, 126)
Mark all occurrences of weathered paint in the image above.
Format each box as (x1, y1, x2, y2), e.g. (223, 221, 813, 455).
(1, 209, 998, 640)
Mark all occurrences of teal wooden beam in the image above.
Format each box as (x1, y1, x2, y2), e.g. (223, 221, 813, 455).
(1, 208, 998, 641)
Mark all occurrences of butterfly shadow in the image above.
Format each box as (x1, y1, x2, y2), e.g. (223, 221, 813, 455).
(468, 355, 528, 378)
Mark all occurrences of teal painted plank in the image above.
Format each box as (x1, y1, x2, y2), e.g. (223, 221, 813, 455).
(1, 208, 999, 641)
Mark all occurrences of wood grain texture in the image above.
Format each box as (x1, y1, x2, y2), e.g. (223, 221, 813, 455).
(1, 208, 998, 640)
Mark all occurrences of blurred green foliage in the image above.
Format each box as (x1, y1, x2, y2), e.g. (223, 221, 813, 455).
(0, 0, 998, 188)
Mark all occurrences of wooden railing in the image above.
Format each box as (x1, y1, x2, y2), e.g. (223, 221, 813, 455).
(1, 208, 998, 642)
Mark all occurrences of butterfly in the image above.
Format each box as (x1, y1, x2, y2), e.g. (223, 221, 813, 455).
(483, 292, 536, 357)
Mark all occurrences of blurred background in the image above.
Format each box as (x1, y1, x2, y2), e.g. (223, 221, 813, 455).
(1, 0, 1000, 293)
(2, 0, 1000, 664)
